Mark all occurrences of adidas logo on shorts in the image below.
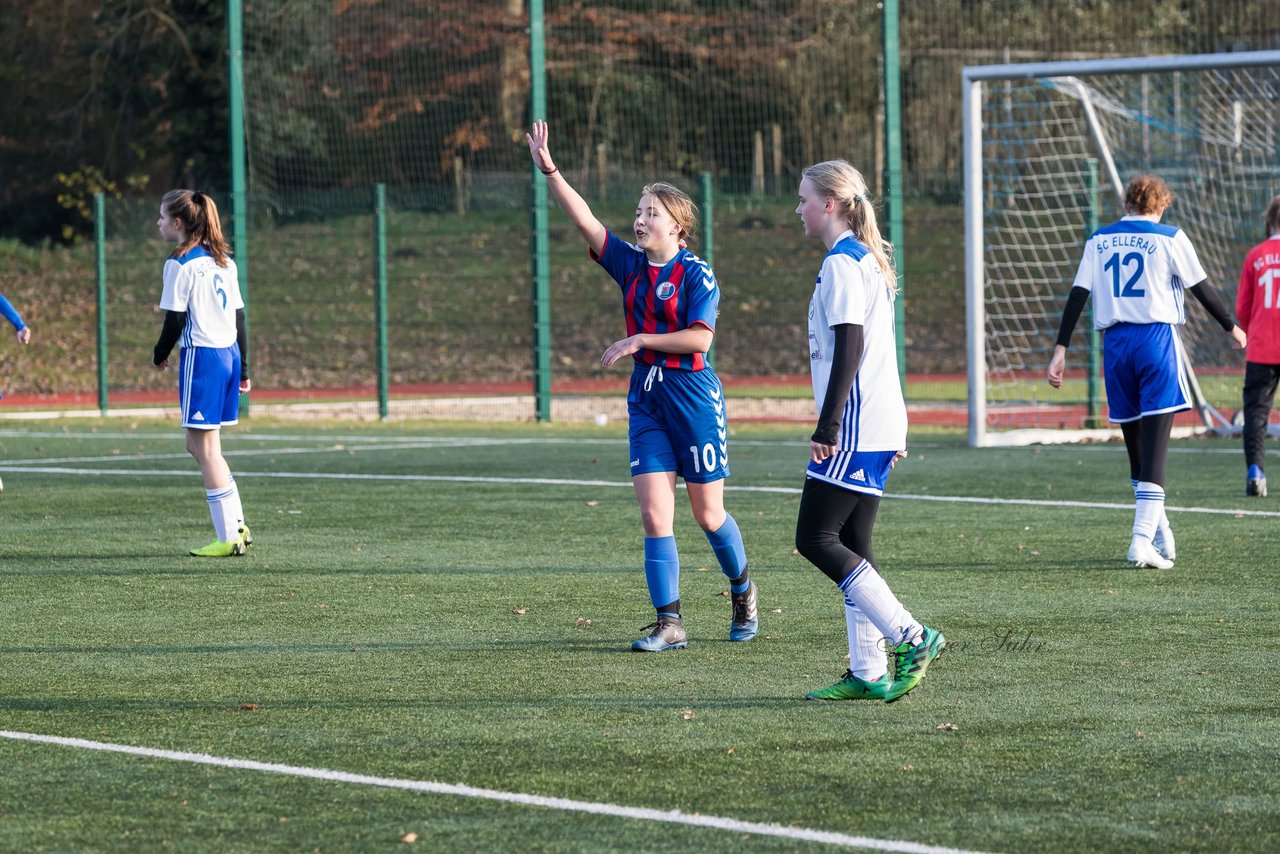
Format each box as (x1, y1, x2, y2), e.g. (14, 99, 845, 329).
(192, 411, 206, 421)
(850, 468, 866, 482)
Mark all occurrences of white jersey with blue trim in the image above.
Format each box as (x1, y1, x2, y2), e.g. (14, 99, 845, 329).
(159, 247, 243, 348)
(808, 230, 907, 452)
(1071, 215, 1207, 330)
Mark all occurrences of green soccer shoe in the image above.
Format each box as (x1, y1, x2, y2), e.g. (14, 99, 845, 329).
(190, 537, 247, 557)
(884, 626, 945, 703)
(804, 670, 890, 701)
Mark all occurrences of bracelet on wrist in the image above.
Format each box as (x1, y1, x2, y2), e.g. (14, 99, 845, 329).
(540, 167, 558, 176)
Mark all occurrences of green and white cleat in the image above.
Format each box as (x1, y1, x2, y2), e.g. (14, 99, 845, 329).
(631, 616, 688, 652)
(238, 524, 253, 547)
(190, 537, 247, 557)
(804, 670, 889, 701)
(884, 626, 945, 703)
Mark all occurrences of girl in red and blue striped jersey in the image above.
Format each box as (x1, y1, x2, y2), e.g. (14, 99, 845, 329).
(526, 120, 757, 652)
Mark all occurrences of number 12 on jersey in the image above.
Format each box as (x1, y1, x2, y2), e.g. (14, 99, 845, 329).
(1105, 252, 1146, 298)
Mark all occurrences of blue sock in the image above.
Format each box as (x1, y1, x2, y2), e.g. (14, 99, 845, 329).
(643, 536, 680, 611)
(705, 514, 749, 593)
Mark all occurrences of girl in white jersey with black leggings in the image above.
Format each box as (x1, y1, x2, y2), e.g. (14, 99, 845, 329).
(1049, 175, 1246, 569)
(793, 160, 944, 704)
(152, 190, 253, 557)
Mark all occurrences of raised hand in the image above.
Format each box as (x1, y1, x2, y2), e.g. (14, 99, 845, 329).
(526, 120, 557, 174)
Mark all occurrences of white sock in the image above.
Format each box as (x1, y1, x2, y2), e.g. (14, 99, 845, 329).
(206, 482, 242, 543)
(225, 478, 245, 533)
(1132, 481, 1165, 541)
(839, 560, 922, 648)
(1133, 479, 1171, 535)
(845, 602, 888, 681)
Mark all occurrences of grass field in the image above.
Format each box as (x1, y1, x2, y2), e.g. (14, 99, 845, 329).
(1, 420, 1278, 853)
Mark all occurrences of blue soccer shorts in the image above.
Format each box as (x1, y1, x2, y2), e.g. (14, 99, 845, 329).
(178, 344, 242, 430)
(805, 448, 898, 496)
(1102, 322, 1191, 423)
(627, 363, 729, 483)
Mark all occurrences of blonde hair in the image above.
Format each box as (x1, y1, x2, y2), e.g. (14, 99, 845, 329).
(800, 160, 897, 294)
(641, 182, 698, 243)
(161, 189, 232, 267)
(1123, 175, 1174, 216)
(1265, 194, 1280, 238)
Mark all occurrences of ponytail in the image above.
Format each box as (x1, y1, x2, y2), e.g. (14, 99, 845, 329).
(800, 160, 897, 296)
(161, 189, 233, 267)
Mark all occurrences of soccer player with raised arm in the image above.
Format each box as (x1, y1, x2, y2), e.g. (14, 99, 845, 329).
(1235, 194, 1280, 497)
(793, 160, 944, 704)
(526, 120, 757, 652)
(0, 291, 31, 492)
(0, 293, 31, 347)
(152, 190, 253, 557)
(1049, 175, 1246, 568)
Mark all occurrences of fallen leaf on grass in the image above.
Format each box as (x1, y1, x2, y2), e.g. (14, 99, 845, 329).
(936, 722, 959, 731)
(586, 501, 598, 507)
(511, 607, 529, 615)
(574, 617, 593, 627)
(727, 746, 735, 755)
(696, 566, 711, 572)
(238, 704, 258, 711)
(401, 832, 418, 843)
(715, 590, 730, 597)
(771, 608, 782, 614)
(681, 708, 696, 720)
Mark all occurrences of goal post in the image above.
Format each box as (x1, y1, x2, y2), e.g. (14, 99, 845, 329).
(963, 50, 1280, 447)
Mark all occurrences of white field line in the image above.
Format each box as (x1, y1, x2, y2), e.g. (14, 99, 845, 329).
(0, 730, 995, 854)
(2, 463, 1279, 518)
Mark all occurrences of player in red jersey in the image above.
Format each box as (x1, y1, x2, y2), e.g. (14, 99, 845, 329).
(1235, 194, 1280, 497)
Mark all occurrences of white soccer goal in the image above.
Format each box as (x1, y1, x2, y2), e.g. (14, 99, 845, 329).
(963, 51, 1280, 447)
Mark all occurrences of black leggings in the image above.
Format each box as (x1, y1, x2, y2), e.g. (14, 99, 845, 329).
(1243, 361, 1280, 469)
(1120, 411, 1174, 486)
(795, 477, 882, 585)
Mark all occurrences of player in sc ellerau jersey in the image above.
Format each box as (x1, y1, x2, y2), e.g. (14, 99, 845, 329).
(152, 189, 253, 558)
(526, 119, 757, 653)
(1235, 194, 1280, 498)
(793, 159, 944, 704)
(1048, 175, 1246, 569)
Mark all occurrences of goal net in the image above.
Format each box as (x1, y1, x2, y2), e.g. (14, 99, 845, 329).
(963, 51, 1280, 446)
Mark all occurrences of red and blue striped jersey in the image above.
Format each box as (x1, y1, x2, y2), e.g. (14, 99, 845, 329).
(592, 230, 719, 370)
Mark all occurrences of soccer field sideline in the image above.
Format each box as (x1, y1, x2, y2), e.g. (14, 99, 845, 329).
(4, 431, 1280, 520)
(0, 729, 996, 854)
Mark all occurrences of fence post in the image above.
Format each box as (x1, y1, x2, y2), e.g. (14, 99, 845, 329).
(882, 0, 906, 395)
(530, 0, 552, 421)
(94, 192, 108, 415)
(374, 183, 390, 420)
(227, 0, 250, 414)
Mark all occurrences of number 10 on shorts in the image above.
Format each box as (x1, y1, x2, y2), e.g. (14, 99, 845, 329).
(689, 443, 721, 474)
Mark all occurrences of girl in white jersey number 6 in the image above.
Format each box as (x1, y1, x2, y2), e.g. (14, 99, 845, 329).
(153, 190, 253, 558)
(1049, 175, 1246, 569)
